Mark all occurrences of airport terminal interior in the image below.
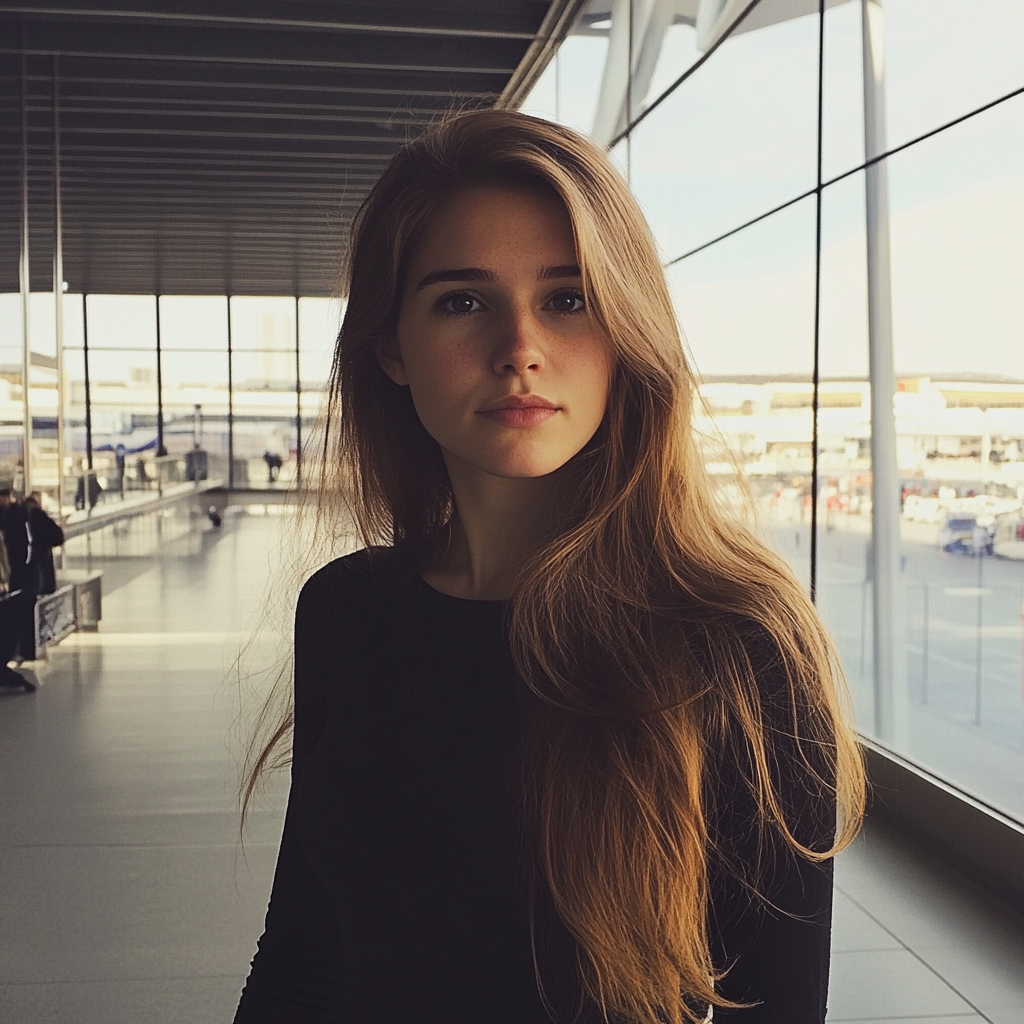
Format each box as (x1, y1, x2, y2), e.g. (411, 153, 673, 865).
(2, 1, 1024, 1022)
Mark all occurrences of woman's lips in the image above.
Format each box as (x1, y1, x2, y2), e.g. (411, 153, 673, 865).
(480, 406, 559, 427)
(478, 395, 560, 428)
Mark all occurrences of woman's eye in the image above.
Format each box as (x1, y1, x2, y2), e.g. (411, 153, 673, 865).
(547, 291, 586, 314)
(437, 292, 482, 315)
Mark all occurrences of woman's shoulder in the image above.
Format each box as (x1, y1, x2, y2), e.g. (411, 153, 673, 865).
(297, 545, 410, 617)
(293, 548, 399, 665)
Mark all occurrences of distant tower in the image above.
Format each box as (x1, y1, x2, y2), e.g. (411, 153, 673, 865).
(257, 313, 293, 385)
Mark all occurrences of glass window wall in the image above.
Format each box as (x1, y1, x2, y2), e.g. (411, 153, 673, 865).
(0, 289, 329, 508)
(229, 296, 299, 490)
(630, 0, 820, 262)
(521, 0, 1024, 823)
(666, 196, 819, 593)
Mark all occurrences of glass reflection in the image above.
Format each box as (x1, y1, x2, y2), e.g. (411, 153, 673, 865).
(821, 0, 865, 182)
(817, 97, 1024, 818)
(885, 97, 1024, 817)
(518, 0, 611, 136)
(880, 0, 1024, 157)
(630, 0, 819, 261)
(666, 195, 818, 593)
(642, 8, 701, 113)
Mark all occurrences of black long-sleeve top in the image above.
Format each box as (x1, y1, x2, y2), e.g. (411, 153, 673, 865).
(234, 549, 835, 1024)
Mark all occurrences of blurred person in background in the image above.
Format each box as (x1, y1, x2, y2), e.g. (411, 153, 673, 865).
(0, 490, 37, 691)
(24, 492, 65, 596)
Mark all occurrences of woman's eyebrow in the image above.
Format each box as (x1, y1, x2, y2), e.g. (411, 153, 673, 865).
(538, 264, 581, 280)
(415, 264, 581, 291)
(416, 267, 496, 290)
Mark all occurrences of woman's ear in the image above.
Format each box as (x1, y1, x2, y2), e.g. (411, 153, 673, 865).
(374, 336, 409, 386)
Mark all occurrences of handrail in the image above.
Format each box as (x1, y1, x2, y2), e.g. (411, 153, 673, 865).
(62, 477, 224, 540)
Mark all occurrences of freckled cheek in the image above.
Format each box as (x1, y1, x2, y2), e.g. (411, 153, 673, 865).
(406, 354, 481, 427)
(560, 352, 612, 423)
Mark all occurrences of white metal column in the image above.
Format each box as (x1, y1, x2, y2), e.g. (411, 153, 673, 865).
(19, 53, 32, 496)
(53, 55, 66, 508)
(862, 0, 905, 743)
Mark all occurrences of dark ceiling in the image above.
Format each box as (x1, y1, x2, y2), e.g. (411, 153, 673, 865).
(0, 0, 586, 296)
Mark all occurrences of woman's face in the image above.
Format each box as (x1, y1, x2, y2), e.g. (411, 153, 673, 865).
(382, 185, 612, 480)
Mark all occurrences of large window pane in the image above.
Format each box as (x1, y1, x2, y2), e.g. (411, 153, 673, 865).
(60, 292, 86, 506)
(666, 196, 818, 593)
(84, 294, 157, 349)
(824, 0, 1024, 186)
(630, 0, 819, 261)
(0, 294, 25, 491)
(298, 297, 340, 459)
(230, 297, 298, 488)
(0, 293, 79, 502)
(28, 291, 57, 358)
(821, 0, 865, 182)
(814, 169, 876, 736)
(62, 290, 85, 349)
(889, 95, 1024, 818)
(0, 293, 85, 505)
(85, 346, 159, 503)
(159, 295, 228, 351)
(152, 297, 232, 485)
(519, 1, 611, 136)
(0, 293, 19, 351)
(298, 297, 338, 392)
(162, 350, 230, 483)
(883, 0, 1024, 156)
(62, 346, 90, 498)
(818, 97, 1024, 822)
(28, 352, 59, 498)
(642, 10, 701, 112)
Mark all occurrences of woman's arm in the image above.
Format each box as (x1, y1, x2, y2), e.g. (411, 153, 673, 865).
(232, 801, 346, 1022)
(707, 626, 837, 1023)
(233, 562, 360, 1023)
(709, 841, 834, 1022)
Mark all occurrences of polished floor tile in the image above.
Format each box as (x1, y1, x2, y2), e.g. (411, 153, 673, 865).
(830, 890, 902, 954)
(827, 948, 981, 1020)
(828, 819, 1024, 1024)
(1, 513, 291, 1024)
(0, 976, 246, 1024)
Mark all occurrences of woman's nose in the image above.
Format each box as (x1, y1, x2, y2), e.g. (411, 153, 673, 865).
(491, 309, 545, 375)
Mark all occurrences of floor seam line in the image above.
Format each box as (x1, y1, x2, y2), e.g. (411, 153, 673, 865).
(834, 884, 997, 1024)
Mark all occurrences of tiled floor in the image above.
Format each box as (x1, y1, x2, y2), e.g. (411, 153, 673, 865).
(829, 822, 1024, 1024)
(1, 511, 1022, 1023)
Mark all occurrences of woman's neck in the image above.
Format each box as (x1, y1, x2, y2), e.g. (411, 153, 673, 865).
(422, 454, 565, 601)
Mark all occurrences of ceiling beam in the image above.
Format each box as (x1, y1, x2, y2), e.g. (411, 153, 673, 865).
(0, 0, 547, 39)
(6, 18, 524, 74)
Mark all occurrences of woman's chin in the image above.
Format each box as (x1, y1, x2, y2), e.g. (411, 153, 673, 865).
(442, 444, 576, 482)
(469, 459, 569, 482)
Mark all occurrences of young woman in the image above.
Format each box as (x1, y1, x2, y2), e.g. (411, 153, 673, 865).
(234, 110, 864, 1024)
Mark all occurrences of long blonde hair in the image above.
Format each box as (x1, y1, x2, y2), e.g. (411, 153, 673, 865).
(244, 110, 864, 1024)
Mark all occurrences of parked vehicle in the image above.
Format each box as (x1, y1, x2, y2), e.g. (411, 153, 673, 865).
(938, 515, 993, 556)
